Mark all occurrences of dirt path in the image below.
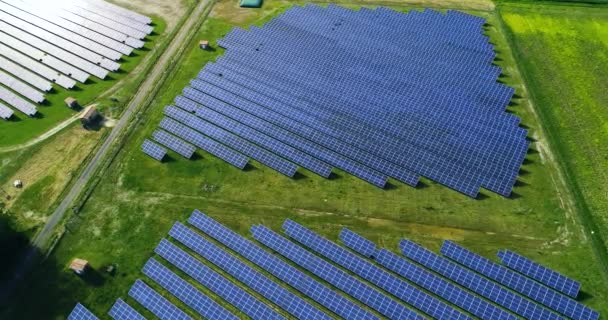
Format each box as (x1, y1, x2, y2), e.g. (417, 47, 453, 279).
(0, 114, 81, 153)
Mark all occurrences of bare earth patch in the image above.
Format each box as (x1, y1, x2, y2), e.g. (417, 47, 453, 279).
(107, 0, 188, 30)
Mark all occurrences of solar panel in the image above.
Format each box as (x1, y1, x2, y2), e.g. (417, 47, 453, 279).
(128, 279, 192, 320)
(400, 239, 565, 320)
(0, 55, 52, 91)
(154, 239, 286, 320)
(67, 303, 99, 320)
(251, 224, 424, 320)
(169, 222, 332, 320)
(159, 117, 249, 169)
(498, 250, 581, 298)
(441, 241, 599, 320)
(172, 95, 333, 177)
(0, 1, 124, 60)
(108, 298, 146, 320)
(3, 0, 133, 55)
(283, 220, 467, 320)
(0, 86, 37, 116)
(0, 20, 108, 79)
(340, 229, 518, 320)
(0, 102, 13, 119)
(142, 258, 238, 320)
(0, 42, 76, 89)
(141, 139, 166, 161)
(0, 70, 44, 103)
(164, 105, 298, 177)
(152, 129, 196, 159)
(82, 0, 153, 25)
(186, 210, 378, 320)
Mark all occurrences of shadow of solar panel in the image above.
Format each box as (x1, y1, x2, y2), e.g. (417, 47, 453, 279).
(142, 258, 238, 320)
(441, 241, 598, 320)
(400, 240, 565, 320)
(67, 303, 99, 320)
(128, 279, 192, 320)
(251, 224, 424, 320)
(169, 222, 331, 320)
(283, 220, 468, 320)
(186, 210, 378, 320)
(498, 250, 580, 299)
(108, 299, 146, 320)
(154, 239, 285, 320)
(340, 229, 518, 320)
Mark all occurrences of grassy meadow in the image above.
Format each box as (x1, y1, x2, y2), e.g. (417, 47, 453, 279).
(500, 1, 608, 285)
(2, 0, 608, 319)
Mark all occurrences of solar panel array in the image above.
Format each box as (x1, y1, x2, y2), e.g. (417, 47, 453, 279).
(0, 0, 152, 119)
(441, 241, 599, 320)
(141, 139, 166, 161)
(68, 209, 600, 320)
(498, 249, 581, 298)
(108, 298, 146, 320)
(283, 219, 469, 320)
(144, 5, 528, 198)
(67, 303, 98, 320)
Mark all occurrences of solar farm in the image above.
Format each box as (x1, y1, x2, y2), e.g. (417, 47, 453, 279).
(0, 0, 152, 118)
(2, 0, 608, 319)
(143, 4, 527, 198)
(67, 210, 599, 320)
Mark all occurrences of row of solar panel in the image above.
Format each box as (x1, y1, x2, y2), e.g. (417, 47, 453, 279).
(69, 210, 598, 320)
(202, 56, 527, 191)
(0, 0, 153, 119)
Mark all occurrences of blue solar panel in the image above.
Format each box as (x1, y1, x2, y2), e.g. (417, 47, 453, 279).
(154, 239, 285, 320)
(145, 4, 528, 198)
(400, 239, 565, 320)
(142, 258, 238, 320)
(170, 97, 333, 178)
(159, 117, 249, 169)
(169, 222, 331, 320)
(283, 220, 468, 320)
(441, 241, 599, 320)
(108, 299, 146, 320)
(164, 105, 298, 177)
(152, 129, 196, 159)
(141, 139, 166, 161)
(128, 279, 192, 320)
(498, 250, 581, 298)
(67, 303, 99, 320)
(251, 224, 424, 320)
(186, 210, 378, 320)
(340, 229, 518, 320)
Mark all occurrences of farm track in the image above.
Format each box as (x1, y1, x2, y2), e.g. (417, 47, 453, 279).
(0, 0, 213, 303)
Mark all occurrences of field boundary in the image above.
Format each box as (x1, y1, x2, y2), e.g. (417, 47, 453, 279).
(495, 4, 608, 287)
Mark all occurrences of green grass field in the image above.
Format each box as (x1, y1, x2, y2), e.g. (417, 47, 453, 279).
(2, 0, 608, 319)
(500, 0, 608, 283)
(0, 19, 166, 148)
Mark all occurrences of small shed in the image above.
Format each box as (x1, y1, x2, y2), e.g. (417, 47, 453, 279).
(65, 97, 79, 109)
(69, 259, 89, 275)
(13, 180, 22, 188)
(79, 106, 101, 128)
(239, 0, 262, 8)
(199, 40, 210, 50)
